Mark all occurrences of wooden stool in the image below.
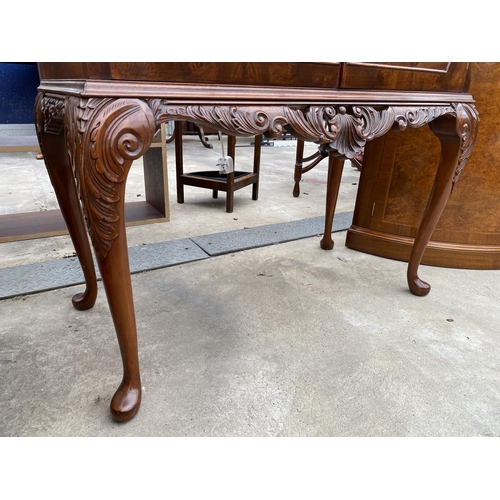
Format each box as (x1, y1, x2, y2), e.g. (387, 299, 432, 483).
(174, 121, 261, 213)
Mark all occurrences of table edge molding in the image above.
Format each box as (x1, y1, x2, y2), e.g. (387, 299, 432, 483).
(38, 79, 475, 105)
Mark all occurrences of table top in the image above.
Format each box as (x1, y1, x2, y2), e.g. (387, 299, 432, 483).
(36, 62, 475, 112)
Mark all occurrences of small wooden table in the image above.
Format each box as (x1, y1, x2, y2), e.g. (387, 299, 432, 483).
(35, 62, 479, 422)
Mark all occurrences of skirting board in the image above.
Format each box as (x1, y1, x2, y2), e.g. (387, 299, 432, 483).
(346, 225, 500, 270)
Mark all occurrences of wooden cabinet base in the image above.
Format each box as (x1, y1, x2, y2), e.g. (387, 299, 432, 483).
(346, 63, 500, 270)
(346, 226, 500, 270)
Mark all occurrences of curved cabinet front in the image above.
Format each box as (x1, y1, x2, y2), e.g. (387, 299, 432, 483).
(346, 63, 500, 270)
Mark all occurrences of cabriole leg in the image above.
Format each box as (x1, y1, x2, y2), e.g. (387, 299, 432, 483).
(35, 92, 97, 311)
(407, 105, 478, 296)
(66, 96, 156, 421)
(320, 154, 345, 250)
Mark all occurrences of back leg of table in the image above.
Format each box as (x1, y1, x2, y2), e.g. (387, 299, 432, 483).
(35, 100, 98, 311)
(320, 154, 345, 250)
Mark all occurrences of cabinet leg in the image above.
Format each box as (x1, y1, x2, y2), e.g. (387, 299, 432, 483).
(35, 93, 97, 311)
(99, 227, 142, 422)
(407, 106, 478, 296)
(320, 154, 345, 250)
(196, 125, 213, 149)
(66, 96, 156, 421)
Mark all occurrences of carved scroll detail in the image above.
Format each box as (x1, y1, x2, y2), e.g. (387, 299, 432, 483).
(148, 100, 289, 138)
(284, 106, 393, 157)
(50, 96, 477, 259)
(36, 93, 66, 136)
(452, 102, 480, 187)
(391, 106, 455, 130)
(65, 97, 156, 259)
(147, 100, 476, 164)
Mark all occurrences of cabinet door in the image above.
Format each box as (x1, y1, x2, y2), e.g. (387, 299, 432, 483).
(108, 62, 342, 88)
(38, 62, 343, 89)
(340, 62, 470, 92)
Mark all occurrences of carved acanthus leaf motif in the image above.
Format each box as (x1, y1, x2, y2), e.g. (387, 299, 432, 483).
(34, 93, 45, 156)
(148, 100, 288, 138)
(452, 102, 480, 187)
(286, 106, 396, 158)
(67, 97, 156, 259)
(282, 106, 339, 143)
(392, 106, 455, 130)
(37, 93, 66, 135)
(148, 100, 469, 160)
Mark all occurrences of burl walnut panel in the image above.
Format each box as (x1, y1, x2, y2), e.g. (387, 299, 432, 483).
(340, 62, 470, 92)
(346, 62, 500, 269)
(38, 62, 343, 89)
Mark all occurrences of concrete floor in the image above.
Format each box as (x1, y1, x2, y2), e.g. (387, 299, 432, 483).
(1, 132, 500, 437)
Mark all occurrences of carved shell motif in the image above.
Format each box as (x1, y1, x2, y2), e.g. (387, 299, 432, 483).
(284, 106, 395, 158)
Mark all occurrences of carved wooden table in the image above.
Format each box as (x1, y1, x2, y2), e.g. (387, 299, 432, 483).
(35, 63, 479, 422)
